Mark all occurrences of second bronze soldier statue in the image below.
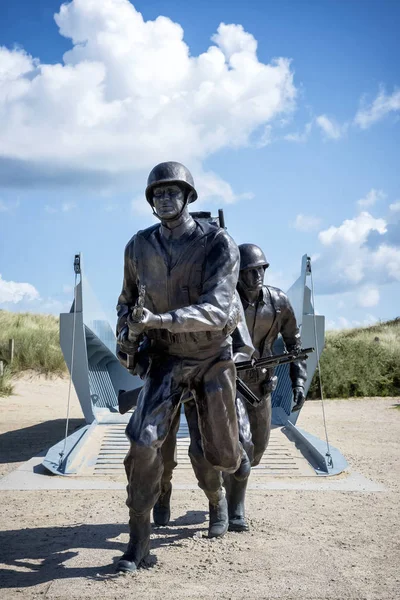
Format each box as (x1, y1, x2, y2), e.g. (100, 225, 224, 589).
(225, 243, 307, 532)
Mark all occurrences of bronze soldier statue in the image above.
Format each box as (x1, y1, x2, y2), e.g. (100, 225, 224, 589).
(115, 162, 250, 572)
(225, 243, 307, 532)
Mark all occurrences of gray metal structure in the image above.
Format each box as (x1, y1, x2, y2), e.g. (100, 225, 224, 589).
(43, 253, 347, 477)
(272, 254, 325, 425)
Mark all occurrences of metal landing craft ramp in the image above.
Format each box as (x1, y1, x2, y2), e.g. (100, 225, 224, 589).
(42, 252, 348, 480)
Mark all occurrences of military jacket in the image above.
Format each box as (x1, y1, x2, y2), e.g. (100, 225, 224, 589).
(240, 285, 307, 389)
(117, 216, 240, 353)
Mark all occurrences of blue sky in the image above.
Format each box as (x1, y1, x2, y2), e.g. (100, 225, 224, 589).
(0, 0, 399, 329)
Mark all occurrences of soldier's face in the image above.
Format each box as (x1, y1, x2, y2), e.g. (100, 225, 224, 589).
(152, 184, 185, 219)
(240, 266, 265, 291)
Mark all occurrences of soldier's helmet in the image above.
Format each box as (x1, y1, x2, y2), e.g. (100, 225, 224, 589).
(238, 244, 270, 271)
(145, 161, 198, 205)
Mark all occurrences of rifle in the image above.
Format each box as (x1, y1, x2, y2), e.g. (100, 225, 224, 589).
(126, 283, 146, 371)
(235, 347, 314, 406)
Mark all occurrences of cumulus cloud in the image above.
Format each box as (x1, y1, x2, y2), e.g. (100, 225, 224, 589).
(356, 286, 380, 308)
(318, 212, 386, 248)
(354, 87, 400, 129)
(315, 114, 346, 140)
(313, 210, 400, 294)
(389, 201, 400, 213)
(292, 213, 322, 232)
(0, 274, 40, 304)
(357, 188, 386, 209)
(0, 0, 296, 203)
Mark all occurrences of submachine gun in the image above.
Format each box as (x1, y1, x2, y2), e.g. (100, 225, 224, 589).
(235, 347, 314, 406)
(125, 283, 146, 371)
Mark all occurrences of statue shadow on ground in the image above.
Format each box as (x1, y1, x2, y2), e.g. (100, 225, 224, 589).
(0, 517, 209, 588)
(0, 419, 85, 465)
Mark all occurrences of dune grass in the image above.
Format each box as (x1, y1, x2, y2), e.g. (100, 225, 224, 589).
(0, 310, 67, 396)
(309, 318, 400, 398)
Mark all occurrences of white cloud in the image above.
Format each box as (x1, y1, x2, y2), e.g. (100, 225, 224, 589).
(293, 213, 322, 232)
(318, 212, 386, 247)
(314, 210, 400, 294)
(0, 274, 40, 304)
(357, 188, 386, 208)
(327, 314, 377, 330)
(357, 286, 380, 308)
(0, 0, 297, 203)
(315, 114, 346, 140)
(284, 120, 313, 143)
(389, 201, 400, 213)
(370, 244, 400, 281)
(354, 87, 400, 129)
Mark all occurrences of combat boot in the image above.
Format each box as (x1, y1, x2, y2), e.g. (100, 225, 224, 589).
(227, 476, 249, 532)
(117, 512, 151, 573)
(208, 491, 229, 538)
(153, 483, 172, 526)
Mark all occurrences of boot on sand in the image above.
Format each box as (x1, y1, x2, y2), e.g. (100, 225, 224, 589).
(208, 491, 229, 538)
(227, 476, 249, 532)
(117, 512, 151, 573)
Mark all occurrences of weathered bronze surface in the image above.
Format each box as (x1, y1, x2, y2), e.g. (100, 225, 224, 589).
(115, 162, 248, 572)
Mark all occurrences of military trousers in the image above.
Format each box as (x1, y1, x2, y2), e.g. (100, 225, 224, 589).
(237, 382, 272, 467)
(124, 345, 241, 514)
(160, 399, 223, 504)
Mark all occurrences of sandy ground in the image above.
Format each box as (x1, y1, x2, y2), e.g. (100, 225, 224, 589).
(0, 375, 399, 599)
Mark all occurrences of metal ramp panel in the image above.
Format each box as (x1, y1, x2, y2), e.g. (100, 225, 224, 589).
(56, 415, 319, 481)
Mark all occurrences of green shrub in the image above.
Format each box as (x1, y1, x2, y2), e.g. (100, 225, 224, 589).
(309, 318, 400, 398)
(0, 310, 67, 380)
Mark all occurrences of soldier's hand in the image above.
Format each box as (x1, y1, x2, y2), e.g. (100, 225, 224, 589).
(117, 326, 137, 354)
(127, 308, 161, 336)
(140, 308, 162, 329)
(292, 386, 306, 412)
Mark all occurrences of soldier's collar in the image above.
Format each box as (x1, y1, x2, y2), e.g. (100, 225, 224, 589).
(240, 287, 265, 308)
(160, 214, 196, 240)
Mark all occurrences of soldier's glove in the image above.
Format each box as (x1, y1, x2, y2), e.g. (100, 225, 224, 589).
(127, 308, 161, 335)
(292, 386, 306, 412)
